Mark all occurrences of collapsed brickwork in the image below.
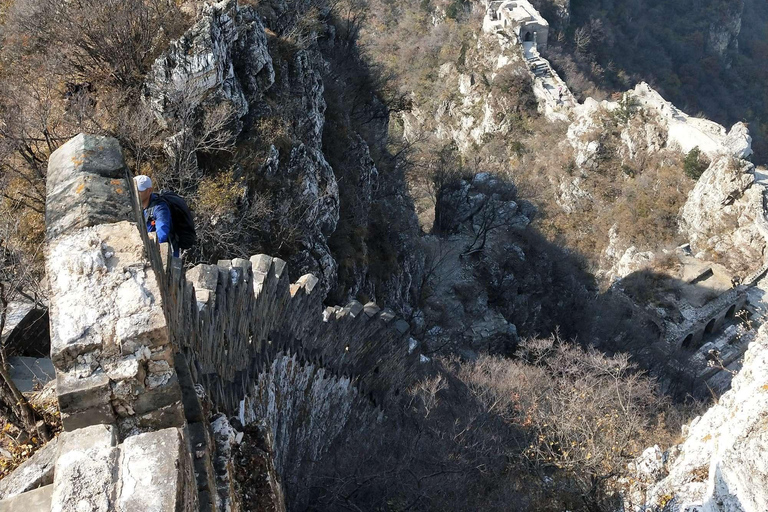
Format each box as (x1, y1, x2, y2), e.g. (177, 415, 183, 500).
(0, 133, 419, 510)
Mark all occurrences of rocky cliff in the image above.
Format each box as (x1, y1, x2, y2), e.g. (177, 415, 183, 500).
(624, 324, 768, 512)
(142, 0, 422, 310)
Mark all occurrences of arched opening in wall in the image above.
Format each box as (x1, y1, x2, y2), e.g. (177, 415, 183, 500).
(682, 333, 694, 349)
(524, 31, 533, 42)
(726, 304, 737, 319)
(705, 318, 716, 334)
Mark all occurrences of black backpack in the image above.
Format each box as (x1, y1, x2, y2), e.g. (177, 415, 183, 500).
(150, 191, 196, 250)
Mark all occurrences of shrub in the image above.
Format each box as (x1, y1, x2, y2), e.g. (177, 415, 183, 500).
(683, 146, 709, 180)
(457, 336, 673, 510)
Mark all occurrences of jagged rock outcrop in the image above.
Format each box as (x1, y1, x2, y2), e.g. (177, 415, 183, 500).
(567, 83, 752, 171)
(144, 0, 343, 297)
(421, 173, 590, 352)
(624, 324, 768, 512)
(679, 157, 765, 273)
(145, 0, 274, 124)
(144, 0, 419, 307)
(601, 224, 656, 281)
(564, 82, 760, 277)
(434, 173, 530, 235)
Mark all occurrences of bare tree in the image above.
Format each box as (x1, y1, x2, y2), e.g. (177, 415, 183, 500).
(0, 207, 50, 442)
(6, 0, 188, 88)
(157, 86, 239, 196)
(574, 26, 592, 54)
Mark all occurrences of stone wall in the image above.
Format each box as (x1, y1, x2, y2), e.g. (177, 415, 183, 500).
(1, 134, 420, 511)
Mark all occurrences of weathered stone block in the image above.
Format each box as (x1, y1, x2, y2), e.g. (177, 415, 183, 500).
(363, 302, 381, 318)
(394, 319, 410, 335)
(187, 265, 219, 292)
(0, 438, 57, 499)
(0, 484, 53, 511)
(250, 254, 273, 276)
(56, 371, 111, 412)
(52, 424, 118, 512)
(272, 258, 286, 278)
(117, 428, 198, 511)
(48, 221, 168, 367)
(346, 300, 364, 317)
(231, 258, 252, 271)
(61, 403, 116, 432)
(136, 402, 186, 430)
(46, 134, 132, 242)
(133, 374, 183, 416)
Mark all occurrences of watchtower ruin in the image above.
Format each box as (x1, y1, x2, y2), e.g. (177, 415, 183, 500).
(485, 0, 549, 50)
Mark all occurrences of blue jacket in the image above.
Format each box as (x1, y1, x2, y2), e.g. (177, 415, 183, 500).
(144, 194, 178, 256)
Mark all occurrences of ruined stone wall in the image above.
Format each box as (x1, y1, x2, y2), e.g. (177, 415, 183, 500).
(1, 134, 419, 511)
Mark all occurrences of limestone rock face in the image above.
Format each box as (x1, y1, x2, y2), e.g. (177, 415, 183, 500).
(144, 0, 274, 124)
(434, 173, 529, 235)
(401, 33, 527, 152)
(630, 82, 752, 160)
(567, 84, 753, 166)
(626, 325, 768, 511)
(601, 224, 656, 282)
(679, 156, 764, 273)
(273, 142, 340, 288)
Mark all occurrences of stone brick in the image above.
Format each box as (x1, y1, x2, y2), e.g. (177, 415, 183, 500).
(0, 438, 57, 499)
(60, 403, 116, 432)
(133, 374, 183, 416)
(0, 484, 53, 511)
(394, 319, 410, 334)
(363, 302, 381, 318)
(46, 134, 132, 243)
(47, 221, 168, 367)
(56, 371, 112, 413)
(116, 428, 198, 512)
(52, 424, 119, 512)
(136, 402, 186, 430)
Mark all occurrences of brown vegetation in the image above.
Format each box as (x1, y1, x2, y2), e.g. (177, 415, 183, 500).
(296, 336, 678, 512)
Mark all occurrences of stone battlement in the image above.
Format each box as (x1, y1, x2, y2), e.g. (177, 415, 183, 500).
(0, 134, 420, 511)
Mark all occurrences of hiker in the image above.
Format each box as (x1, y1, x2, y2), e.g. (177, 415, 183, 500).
(134, 175, 196, 257)
(558, 86, 564, 103)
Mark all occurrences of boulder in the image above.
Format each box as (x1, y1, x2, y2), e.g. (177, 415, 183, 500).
(679, 156, 764, 273)
(0, 439, 57, 500)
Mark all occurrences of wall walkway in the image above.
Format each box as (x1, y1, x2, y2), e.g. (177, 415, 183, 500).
(0, 134, 420, 511)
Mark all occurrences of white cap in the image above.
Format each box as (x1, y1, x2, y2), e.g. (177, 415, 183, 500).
(134, 175, 152, 192)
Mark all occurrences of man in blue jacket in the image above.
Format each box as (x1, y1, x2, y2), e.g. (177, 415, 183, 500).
(134, 175, 179, 257)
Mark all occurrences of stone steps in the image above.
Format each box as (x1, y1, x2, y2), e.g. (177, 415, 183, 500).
(0, 484, 52, 511)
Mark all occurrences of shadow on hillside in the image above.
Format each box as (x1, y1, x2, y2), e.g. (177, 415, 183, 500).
(587, 267, 751, 401)
(418, 171, 749, 402)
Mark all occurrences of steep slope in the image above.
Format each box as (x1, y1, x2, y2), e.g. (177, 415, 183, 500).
(624, 325, 768, 512)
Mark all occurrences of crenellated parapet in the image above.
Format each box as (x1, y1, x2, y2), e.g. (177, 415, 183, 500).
(0, 134, 419, 511)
